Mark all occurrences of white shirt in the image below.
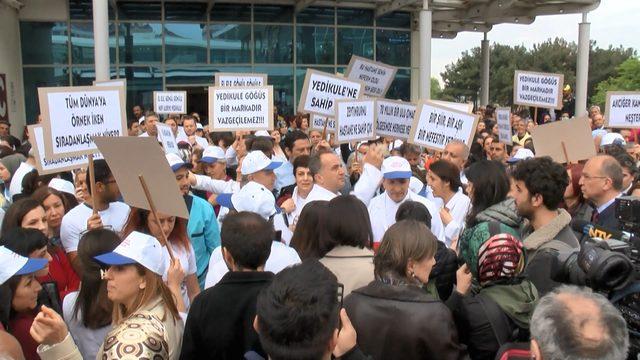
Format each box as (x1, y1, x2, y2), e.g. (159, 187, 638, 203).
(192, 174, 240, 195)
(60, 202, 131, 253)
(368, 191, 445, 245)
(351, 163, 383, 207)
(176, 133, 208, 149)
(62, 291, 111, 360)
(287, 186, 310, 226)
(203, 241, 301, 289)
(440, 190, 472, 246)
(304, 184, 338, 203)
(9, 161, 34, 199)
(225, 146, 238, 166)
(161, 242, 197, 310)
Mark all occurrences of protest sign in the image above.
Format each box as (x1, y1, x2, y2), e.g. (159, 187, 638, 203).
(38, 86, 126, 159)
(94, 136, 189, 219)
(310, 114, 336, 134)
(93, 79, 127, 88)
(345, 56, 397, 98)
(28, 125, 101, 175)
(208, 86, 273, 132)
(335, 99, 376, 144)
(215, 73, 267, 87)
(298, 69, 364, 117)
(408, 100, 479, 151)
(156, 123, 179, 154)
(605, 91, 640, 128)
(496, 107, 512, 145)
(513, 70, 564, 109)
(430, 100, 473, 114)
(531, 117, 595, 164)
(375, 99, 415, 140)
(153, 91, 187, 114)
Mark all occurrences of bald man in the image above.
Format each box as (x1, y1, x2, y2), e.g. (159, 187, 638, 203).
(579, 155, 624, 231)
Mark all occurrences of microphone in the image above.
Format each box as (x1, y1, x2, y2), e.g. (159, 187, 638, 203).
(571, 219, 639, 244)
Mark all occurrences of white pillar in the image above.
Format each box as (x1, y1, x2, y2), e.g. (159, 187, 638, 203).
(575, 12, 590, 117)
(480, 33, 490, 106)
(93, 0, 110, 81)
(419, 0, 431, 99)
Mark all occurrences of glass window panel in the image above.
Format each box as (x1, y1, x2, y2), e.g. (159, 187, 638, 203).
(254, 66, 294, 116)
(337, 28, 373, 65)
(376, 11, 411, 28)
(376, 29, 410, 67)
(254, 25, 293, 64)
(69, 0, 115, 20)
(337, 8, 373, 26)
(120, 66, 163, 117)
(166, 66, 252, 85)
(20, 22, 68, 65)
(164, 23, 207, 64)
(209, 24, 251, 64)
(210, 3, 251, 22)
(254, 5, 293, 23)
(337, 66, 347, 76)
(385, 68, 411, 101)
(296, 7, 334, 25)
(296, 26, 334, 65)
(117, 2, 161, 21)
(71, 67, 118, 86)
(70, 23, 117, 65)
(164, 2, 207, 21)
(118, 23, 162, 64)
(23, 67, 69, 125)
(295, 66, 334, 103)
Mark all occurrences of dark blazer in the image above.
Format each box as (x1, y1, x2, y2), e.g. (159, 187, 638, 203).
(180, 271, 274, 360)
(594, 202, 620, 232)
(345, 281, 468, 360)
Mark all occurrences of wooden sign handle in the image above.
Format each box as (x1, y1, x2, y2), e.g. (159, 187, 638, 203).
(321, 117, 329, 140)
(138, 175, 175, 261)
(88, 154, 98, 216)
(561, 141, 571, 164)
(533, 107, 538, 125)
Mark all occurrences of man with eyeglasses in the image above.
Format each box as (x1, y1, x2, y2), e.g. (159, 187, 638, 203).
(579, 154, 625, 231)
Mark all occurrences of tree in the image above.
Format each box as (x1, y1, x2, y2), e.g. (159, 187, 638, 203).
(591, 57, 640, 108)
(439, 38, 635, 106)
(431, 77, 443, 99)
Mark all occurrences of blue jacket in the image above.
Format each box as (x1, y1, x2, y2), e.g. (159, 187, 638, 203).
(186, 194, 220, 288)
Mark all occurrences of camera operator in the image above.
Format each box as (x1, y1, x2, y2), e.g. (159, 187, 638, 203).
(530, 285, 629, 360)
(512, 157, 580, 295)
(579, 155, 625, 232)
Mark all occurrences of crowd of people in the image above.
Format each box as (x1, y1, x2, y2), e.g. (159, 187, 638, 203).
(0, 100, 636, 360)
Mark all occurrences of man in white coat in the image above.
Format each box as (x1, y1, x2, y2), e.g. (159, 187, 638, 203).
(367, 156, 445, 246)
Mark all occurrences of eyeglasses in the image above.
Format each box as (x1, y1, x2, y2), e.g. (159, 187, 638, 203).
(582, 174, 608, 181)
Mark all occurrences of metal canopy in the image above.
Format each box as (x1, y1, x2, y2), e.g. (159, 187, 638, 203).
(105, 0, 600, 38)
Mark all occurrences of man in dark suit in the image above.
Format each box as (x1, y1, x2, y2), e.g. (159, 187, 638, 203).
(579, 155, 625, 231)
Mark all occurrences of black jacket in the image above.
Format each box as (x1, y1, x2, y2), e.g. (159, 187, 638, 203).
(180, 271, 274, 360)
(430, 241, 458, 301)
(345, 280, 467, 360)
(593, 201, 620, 233)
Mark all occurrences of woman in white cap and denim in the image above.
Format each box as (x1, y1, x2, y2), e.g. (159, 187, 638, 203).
(33, 231, 184, 360)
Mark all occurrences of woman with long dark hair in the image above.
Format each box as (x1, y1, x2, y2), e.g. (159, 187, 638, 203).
(289, 200, 329, 259)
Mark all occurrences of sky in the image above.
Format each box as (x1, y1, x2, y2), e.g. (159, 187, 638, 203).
(430, 0, 640, 84)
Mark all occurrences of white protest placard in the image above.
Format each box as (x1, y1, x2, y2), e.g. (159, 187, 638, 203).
(408, 101, 480, 151)
(28, 125, 101, 175)
(310, 114, 336, 134)
(430, 100, 473, 114)
(298, 69, 364, 117)
(375, 99, 415, 140)
(156, 123, 179, 154)
(153, 91, 187, 114)
(345, 55, 397, 98)
(605, 91, 640, 128)
(496, 107, 512, 145)
(215, 73, 267, 87)
(513, 70, 564, 109)
(335, 99, 376, 144)
(208, 86, 273, 132)
(93, 79, 127, 88)
(38, 86, 127, 159)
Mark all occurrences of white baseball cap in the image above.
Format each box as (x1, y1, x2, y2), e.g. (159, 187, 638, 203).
(196, 123, 204, 130)
(165, 153, 193, 172)
(138, 116, 146, 125)
(381, 156, 412, 179)
(0, 246, 48, 285)
(94, 231, 167, 276)
(217, 181, 278, 220)
(49, 178, 75, 196)
(200, 146, 226, 164)
(507, 148, 535, 163)
(254, 130, 270, 137)
(409, 176, 424, 194)
(241, 151, 282, 175)
(600, 132, 626, 148)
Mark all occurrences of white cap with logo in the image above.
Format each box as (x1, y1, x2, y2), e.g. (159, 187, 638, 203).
(507, 148, 535, 163)
(201, 146, 226, 164)
(165, 153, 193, 172)
(94, 231, 167, 276)
(241, 151, 282, 175)
(217, 181, 278, 220)
(381, 156, 412, 179)
(0, 246, 48, 285)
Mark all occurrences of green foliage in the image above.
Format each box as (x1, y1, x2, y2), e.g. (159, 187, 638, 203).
(431, 77, 443, 99)
(440, 38, 635, 106)
(591, 57, 640, 108)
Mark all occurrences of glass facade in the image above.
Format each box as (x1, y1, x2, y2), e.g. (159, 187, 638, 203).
(21, 1, 413, 124)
